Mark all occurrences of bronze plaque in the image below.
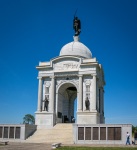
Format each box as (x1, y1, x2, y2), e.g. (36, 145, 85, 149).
(78, 127, 84, 140)
(108, 127, 114, 140)
(100, 127, 106, 140)
(93, 127, 99, 140)
(4, 127, 8, 138)
(85, 127, 91, 140)
(115, 127, 121, 140)
(15, 127, 21, 139)
(108, 127, 121, 140)
(0, 127, 2, 138)
(9, 127, 14, 138)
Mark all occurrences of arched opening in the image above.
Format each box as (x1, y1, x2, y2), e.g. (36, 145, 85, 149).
(56, 83, 77, 123)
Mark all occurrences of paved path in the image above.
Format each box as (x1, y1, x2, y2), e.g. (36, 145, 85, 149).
(0, 143, 52, 150)
(0, 142, 137, 150)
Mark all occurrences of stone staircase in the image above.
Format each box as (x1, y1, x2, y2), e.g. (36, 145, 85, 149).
(26, 124, 74, 144)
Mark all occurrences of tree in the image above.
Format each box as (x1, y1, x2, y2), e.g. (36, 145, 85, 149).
(132, 125, 137, 136)
(23, 114, 35, 124)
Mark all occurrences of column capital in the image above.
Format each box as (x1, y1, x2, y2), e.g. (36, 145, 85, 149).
(78, 74, 83, 77)
(37, 76, 42, 80)
(50, 75, 55, 79)
(92, 74, 97, 77)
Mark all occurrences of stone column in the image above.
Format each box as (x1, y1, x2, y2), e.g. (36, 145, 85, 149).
(100, 87, 103, 115)
(102, 88, 104, 115)
(92, 74, 97, 110)
(78, 75, 83, 111)
(37, 77, 43, 112)
(50, 76, 55, 113)
(96, 80, 99, 111)
(55, 92, 58, 118)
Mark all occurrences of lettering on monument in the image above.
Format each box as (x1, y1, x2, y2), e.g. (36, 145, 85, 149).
(93, 127, 99, 140)
(78, 127, 84, 140)
(100, 127, 106, 140)
(63, 63, 78, 69)
(54, 62, 79, 70)
(15, 127, 21, 139)
(0, 127, 2, 138)
(108, 127, 121, 140)
(4, 127, 8, 138)
(85, 127, 91, 140)
(9, 127, 14, 138)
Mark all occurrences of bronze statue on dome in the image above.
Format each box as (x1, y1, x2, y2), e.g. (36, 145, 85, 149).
(73, 16, 81, 36)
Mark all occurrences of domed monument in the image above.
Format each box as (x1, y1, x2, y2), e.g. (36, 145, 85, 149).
(0, 16, 132, 145)
(32, 16, 131, 145)
(35, 16, 105, 129)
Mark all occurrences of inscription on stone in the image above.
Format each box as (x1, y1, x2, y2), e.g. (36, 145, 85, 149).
(0, 127, 2, 138)
(93, 127, 99, 140)
(4, 127, 8, 138)
(100, 127, 106, 140)
(108, 127, 121, 140)
(63, 63, 78, 69)
(9, 127, 14, 138)
(115, 127, 121, 140)
(78, 127, 84, 140)
(15, 127, 21, 139)
(54, 62, 79, 70)
(85, 127, 91, 140)
(108, 127, 114, 140)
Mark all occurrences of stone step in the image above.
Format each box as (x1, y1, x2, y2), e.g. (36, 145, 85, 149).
(26, 124, 74, 144)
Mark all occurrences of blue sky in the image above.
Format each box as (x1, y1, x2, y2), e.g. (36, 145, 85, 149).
(0, 0, 137, 125)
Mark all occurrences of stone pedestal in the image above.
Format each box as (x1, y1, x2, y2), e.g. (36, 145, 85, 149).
(77, 111, 100, 124)
(35, 111, 55, 129)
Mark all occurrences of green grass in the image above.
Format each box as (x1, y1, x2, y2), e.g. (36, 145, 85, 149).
(58, 147, 137, 150)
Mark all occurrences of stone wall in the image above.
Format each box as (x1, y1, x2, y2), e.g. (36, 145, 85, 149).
(73, 124, 132, 144)
(0, 124, 37, 141)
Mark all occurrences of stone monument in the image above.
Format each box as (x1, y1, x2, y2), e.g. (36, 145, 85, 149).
(35, 16, 105, 129)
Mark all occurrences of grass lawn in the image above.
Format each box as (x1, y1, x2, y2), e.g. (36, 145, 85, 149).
(58, 147, 137, 150)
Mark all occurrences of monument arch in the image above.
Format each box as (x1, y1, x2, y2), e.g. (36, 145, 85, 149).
(56, 81, 78, 124)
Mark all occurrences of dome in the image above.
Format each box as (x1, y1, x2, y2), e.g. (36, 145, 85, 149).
(59, 36, 92, 58)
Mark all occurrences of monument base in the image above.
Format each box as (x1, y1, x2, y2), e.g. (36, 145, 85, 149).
(77, 111, 102, 124)
(35, 111, 55, 129)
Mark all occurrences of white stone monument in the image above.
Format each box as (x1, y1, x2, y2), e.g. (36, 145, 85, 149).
(35, 36, 105, 129)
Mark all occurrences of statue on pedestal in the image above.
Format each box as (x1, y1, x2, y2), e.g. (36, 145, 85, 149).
(43, 97, 49, 111)
(85, 97, 90, 110)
